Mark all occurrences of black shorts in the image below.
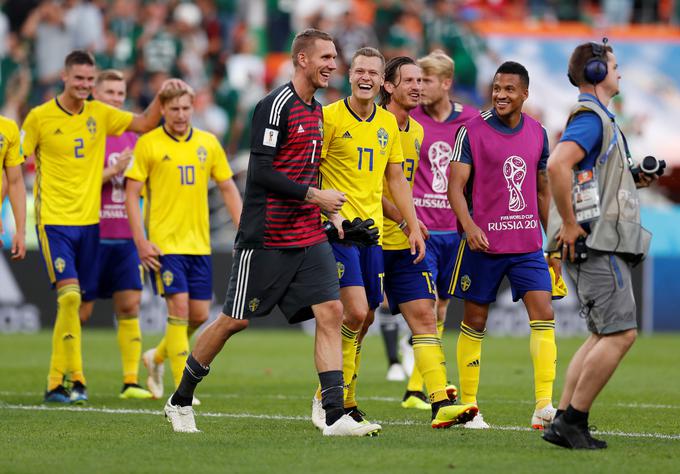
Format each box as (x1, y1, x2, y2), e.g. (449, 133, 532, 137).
(222, 242, 340, 324)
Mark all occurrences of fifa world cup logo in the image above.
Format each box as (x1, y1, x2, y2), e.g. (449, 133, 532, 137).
(503, 155, 527, 212)
(428, 141, 453, 193)
(107, 153, 126, 203)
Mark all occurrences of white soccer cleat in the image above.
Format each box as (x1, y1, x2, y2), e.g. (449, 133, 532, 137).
(464, 412, 490, 429)
(142, 348, 164, 399)
(311, 395, 326, 430)
(399, 336, 415, 376)
(531, 403, 557, 430)
(386, 363, 406, 382)
(323, 414, 381, 437)
(164, 397, 200, 433)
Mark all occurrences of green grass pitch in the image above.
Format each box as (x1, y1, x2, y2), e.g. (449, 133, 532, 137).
(1, 329, 679, 473)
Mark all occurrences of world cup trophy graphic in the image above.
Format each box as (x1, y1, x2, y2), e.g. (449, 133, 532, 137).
(503, 155, 527, 212)
(428, 140, 453, 193)
(107, 152, 126, 204)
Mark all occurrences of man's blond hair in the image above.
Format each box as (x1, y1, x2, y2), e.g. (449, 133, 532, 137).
(95, 69, 124, 87)
(418, 50, 454, 80)
(159, 86, 195, 106)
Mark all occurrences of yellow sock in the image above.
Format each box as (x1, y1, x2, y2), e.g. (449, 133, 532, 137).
(165, 316, 189, 388)
(436, 321, 447, 381)
(154, 323, 199, 365)
(117, 314, 142, 385)
(529, 320, 556, 409)
(406, 341, 424, 393)
(316, 324, 359, 401)
(344, 342, 362, 408)
(457, 322, 485, 404)
(48, 285, 82, 390)
(412, 334, 448, 403)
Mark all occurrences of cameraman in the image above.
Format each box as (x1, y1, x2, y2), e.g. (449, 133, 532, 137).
(543, 41, 654, 449)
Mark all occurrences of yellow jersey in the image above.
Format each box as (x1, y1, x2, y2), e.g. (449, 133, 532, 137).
(21, 98, 133, 226)
(0, 115, 23, 209)
(126, 126, 234, 255)
(320, 98, 403, 245)
(382, 116, 424, 250)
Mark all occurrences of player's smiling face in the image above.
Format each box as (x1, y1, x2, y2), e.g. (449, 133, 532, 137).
(162, 93, 194, 136)
(93, 80, 126, 109)
(492, 73, 528, 119)
(420, 73, 450, 106)
(389, 64, 422, 111)
(306, 39, 337, 89)
(63, 64, 96, 101)
(349, 55, 384, 102)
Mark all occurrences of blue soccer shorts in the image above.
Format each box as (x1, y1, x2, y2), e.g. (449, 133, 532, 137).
(331, 243, 384, 310)
(151, 254, 212, 300)
(36, 224, 100, 299)
(90, 239, 144, 300)
(383, 248, 436, 315)
(424, 232, 461, 299)
(452, 241, 551, 304)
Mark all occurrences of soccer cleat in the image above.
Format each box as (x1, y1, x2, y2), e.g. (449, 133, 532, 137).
(119, 383, 154, 400)
(386, 363, 406, 381)
(446, 384, 458, 404)
(164, 396, 200, 433)
(311, 395, 326, 430)
(69, 381, 88, 404)
(401, 391, 430, 410)
(531, 403, 557, 430)
(542, 423, 569, 448)
(431, 402, 478, 429)
(323, 414, 382, 437)
(142, 348, 164, 399)
(549, 416, 607, 449)
(399, 335, 415, 376)
(463, 412, 490, 429)
(344, 406, 381, 434)
(44, 385, 71, 403)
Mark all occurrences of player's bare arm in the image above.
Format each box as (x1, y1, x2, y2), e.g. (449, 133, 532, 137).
(102, 147, 133, 184)
(124, 178, 162, 271)
(216, 178, 243, 230)
(447, 161, 489, 252)
(382, 195, 428, 240)
(546, 141, 587, 261)
(304, 186, 346, 214)
(5, 164, 26, 260)
(126, 79, 190, 134)
(385, 162, 425, 263)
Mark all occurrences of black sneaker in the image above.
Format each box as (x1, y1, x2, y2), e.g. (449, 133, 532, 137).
(344, 406, 367, 423)
(551, 416, 607, 449)
(44, 385, 71, 403)
(69, 381, 88, 404)
(542, 423, 569, 448)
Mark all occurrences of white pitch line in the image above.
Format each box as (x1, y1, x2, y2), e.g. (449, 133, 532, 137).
(3, 391, 679, 411)
(1, 403, 679, 441)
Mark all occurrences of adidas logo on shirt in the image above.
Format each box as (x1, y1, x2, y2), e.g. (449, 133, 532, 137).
(467, 359, 480, 368)
(54, 129, 63, 135)
(297, 124, 304, 134)
(342, 131, 352, 139)
(162, 154, 171, 161)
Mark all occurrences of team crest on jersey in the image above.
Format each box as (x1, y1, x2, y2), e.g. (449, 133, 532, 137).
(197, 146, 207, 166)
(162, 270, 174, 287)
(86, 117, 97, 136)
(318, 119, 324, 139)
(54, 257, 66, 274)
(414, 138, 421, 156)
(337, 262, 345, 279)
(377, 128, 388, 150)
(248, 298, 260, 312)
(460, 275, 471, 292)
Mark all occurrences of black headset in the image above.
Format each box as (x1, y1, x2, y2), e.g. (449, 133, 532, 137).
(568, 38, 609, 87)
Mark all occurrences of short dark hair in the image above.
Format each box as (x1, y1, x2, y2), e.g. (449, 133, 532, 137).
(568, 42, 614, 87)
(378, 56, 417, 106)
(494, 61, 530, 88)
(64, 50, 96, 69)
(291, 29, 334, 67)
(350, 47, 385, 70)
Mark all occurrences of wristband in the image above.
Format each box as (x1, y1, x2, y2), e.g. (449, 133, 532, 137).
(398, 220, 407, 230)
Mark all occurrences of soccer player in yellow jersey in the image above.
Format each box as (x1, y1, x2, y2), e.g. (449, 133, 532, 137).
(311, 47, 426, 432)
(378, 56, 477, 427)
(0, 114, 26, 261)
(125, 87, 242, 400)
(21, 50, 187, 403)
